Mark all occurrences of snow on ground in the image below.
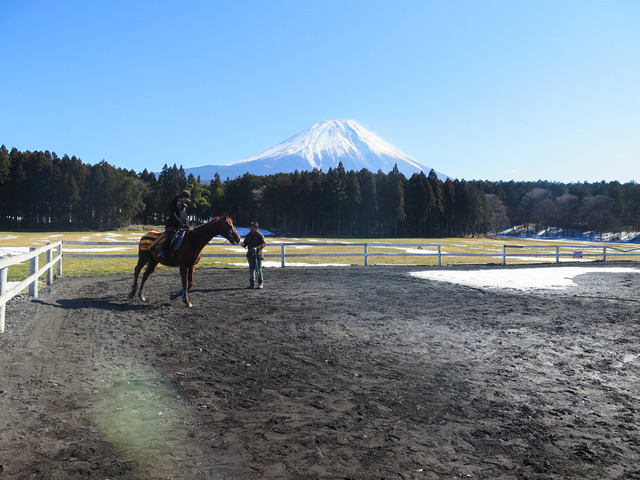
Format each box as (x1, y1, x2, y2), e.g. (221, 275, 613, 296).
(504, 256, 593, 263)
(410, 267, 639, 291)
(377, 246, 439, 255)
(0, 247, 30, 257)
(305, 239, 355, 244)
(229, 261, 349, 268)
(225, 247, 247, 253)
(62, 247, 130, 253)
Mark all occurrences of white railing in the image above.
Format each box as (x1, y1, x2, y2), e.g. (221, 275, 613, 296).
(61, 241, 445, 267)
(502, 244, 640, 265)
(0, 242, 62, 333)
(61, 241, 640, 267)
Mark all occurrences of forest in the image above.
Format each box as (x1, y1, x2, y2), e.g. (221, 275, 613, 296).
(1, 145, 639, 237)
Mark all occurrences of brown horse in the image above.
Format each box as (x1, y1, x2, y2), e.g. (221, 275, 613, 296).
(129, 214, 241, 307)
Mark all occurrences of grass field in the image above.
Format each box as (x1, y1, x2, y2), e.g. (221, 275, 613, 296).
(1, 229, 639, 281)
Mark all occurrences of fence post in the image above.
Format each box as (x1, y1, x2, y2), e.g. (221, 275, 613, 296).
(603, 246, 607, 262)
(281, 244, 285, 268)
(502, 245, 507, 266)
(364, 244, 369, 266)
(29, 247, 38, 298)
(46, 244, 53, 285)
(57, 242, 63, 277)
(0, 266, 7, 333)
(437, 245, 442, 266)
(556, 246, 560, 264)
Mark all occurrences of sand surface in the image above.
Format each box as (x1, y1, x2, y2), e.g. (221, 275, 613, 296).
(1, 264, 639, 479)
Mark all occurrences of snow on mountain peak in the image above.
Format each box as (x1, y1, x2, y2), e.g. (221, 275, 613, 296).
(181, 120, 449, 182)
(230, 120, 428, 173)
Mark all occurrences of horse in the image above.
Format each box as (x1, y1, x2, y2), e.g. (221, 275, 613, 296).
(129, 214, 241, 307)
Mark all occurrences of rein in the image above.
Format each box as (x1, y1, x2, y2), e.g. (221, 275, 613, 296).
(190, 217, 234, 241)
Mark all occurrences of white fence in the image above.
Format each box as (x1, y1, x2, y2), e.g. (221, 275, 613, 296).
(501, 244, 640, 265)
(60, 241, 640, 267)
(2, 239, 639, 333)
(0, 242, 62, 333)
(61, 241, 445, 267)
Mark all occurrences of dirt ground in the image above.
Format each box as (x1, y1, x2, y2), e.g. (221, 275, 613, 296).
(1, 264, 639, 479)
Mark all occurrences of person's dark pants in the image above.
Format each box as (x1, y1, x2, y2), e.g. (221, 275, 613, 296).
(162, 230, 176, 254)
(248, 255, 263, 287)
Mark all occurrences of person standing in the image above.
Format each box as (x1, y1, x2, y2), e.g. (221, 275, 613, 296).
(242, 221, 266, 289)
(159, 190, 190, 259)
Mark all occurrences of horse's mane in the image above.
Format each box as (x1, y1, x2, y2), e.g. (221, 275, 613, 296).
(193, 214, 230, 231)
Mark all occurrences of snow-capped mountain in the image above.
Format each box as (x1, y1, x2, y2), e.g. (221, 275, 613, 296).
(184, 120, 448, 181)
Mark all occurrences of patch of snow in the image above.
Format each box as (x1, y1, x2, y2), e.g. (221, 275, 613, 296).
(504, 256, 593, 263)
(229, 261, 350, 268)
(63, 247, 130, 253)
(3, 281, 20, 291)
(377, 246, 438, 255)
(500, 226, 640, 244)
(225, 247, 247, 253)
(0, 247, 30, 257)
(0, 235, 19, 241)
(409, 267, 639, 291)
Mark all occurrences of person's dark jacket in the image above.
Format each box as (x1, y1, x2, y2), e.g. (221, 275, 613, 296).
(242, 231, 266, 260)
(165, 195, 189, 230)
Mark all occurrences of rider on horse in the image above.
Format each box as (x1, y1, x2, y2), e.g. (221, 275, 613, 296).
(159, 189, 190, 259)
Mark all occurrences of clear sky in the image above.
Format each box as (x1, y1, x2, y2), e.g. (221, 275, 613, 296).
(1, 0, 639, 183)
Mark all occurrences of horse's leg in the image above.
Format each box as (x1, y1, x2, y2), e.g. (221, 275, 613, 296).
(188, 267, 195, 290)
(138, 259, 158, 302)
(129, 252, 148, 298)
(180, 265, 192, 307)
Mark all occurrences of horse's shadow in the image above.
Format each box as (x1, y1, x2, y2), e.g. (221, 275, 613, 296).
(194, 287, 246, 294)
(32, 297, 151, 312)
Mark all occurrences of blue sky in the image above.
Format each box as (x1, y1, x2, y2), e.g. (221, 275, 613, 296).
(1, 0, 639, 182)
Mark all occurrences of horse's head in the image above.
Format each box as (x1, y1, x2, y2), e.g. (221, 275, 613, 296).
(220, 214, 241, 244)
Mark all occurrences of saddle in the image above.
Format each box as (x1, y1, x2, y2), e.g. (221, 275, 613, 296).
(139, 230, 186, 252)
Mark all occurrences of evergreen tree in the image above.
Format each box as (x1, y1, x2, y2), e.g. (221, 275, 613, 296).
(345, 170, 361, 236)
(357, 169, 377, 236)
(326, 163, 348, 235)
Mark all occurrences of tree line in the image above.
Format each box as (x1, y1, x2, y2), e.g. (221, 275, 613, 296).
(1, 145, 639, 236)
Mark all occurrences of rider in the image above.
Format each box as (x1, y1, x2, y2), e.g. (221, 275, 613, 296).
(159, 189, 190, 259)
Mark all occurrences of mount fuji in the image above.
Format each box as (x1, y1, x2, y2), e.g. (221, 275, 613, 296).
(184, 120, 448, 181)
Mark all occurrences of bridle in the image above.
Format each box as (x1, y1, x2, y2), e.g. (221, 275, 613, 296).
(191, 216, 238, 242)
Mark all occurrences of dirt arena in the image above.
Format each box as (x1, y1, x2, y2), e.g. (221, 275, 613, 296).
(1, 264, 639, 479)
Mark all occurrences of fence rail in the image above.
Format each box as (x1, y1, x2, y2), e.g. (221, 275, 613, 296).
(61, 241, 640, 267)
(0, 241, 62, 333)
(501, 244, 640, 265)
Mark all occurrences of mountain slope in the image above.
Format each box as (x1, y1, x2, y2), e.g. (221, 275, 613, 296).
(185, 120, 448, 181)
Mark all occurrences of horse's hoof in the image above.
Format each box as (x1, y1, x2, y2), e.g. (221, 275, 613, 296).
(170, 289, 185, 301)
(139, 293, 147, 302)
(128, 291, 135, 299)
(182, 297, 193, 307)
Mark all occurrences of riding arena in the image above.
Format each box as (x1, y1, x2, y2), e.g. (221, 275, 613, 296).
(0, 239, 639, 478)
